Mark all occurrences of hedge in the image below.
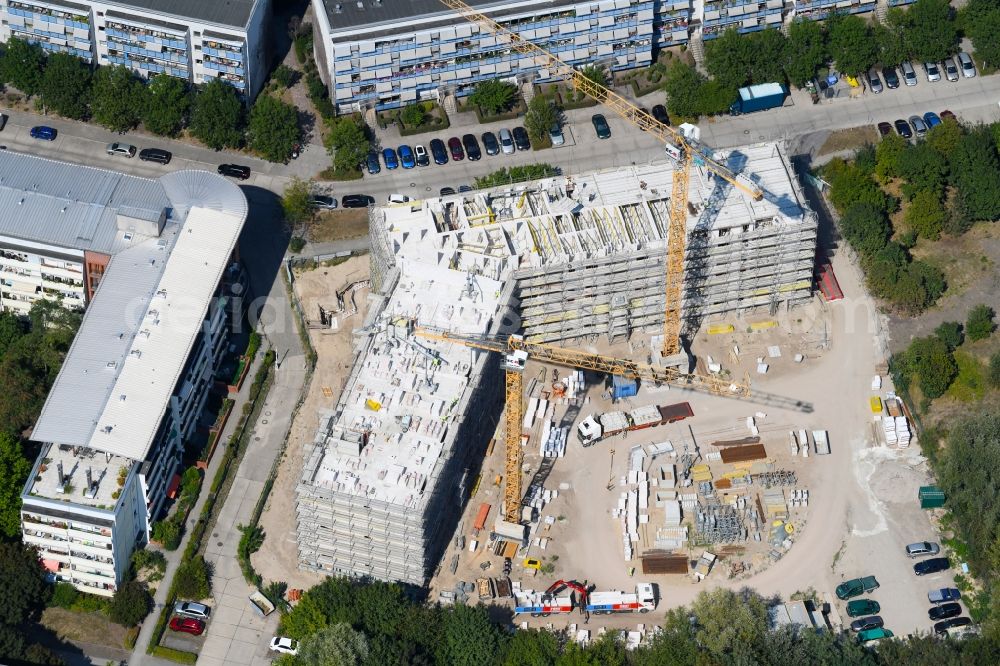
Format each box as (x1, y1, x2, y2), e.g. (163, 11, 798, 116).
(151, 646, 198, 664)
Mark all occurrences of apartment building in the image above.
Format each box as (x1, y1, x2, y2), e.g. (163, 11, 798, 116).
(314, 0, 920, 111)
(0, 0, 271, 98)
(15, 155, 248, 596)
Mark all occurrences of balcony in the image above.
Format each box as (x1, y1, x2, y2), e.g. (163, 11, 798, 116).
(68, 525, 113, 543)
(70, 553, 115, 572)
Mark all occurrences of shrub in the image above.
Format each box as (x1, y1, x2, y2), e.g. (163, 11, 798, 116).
(174, 555, 212, 600)
(400, 103, 428, 127)
(966, 304, 996, 341)
(934, 321, 964, 351)
(272, 64, 297, 88)
(989, 352, 1000, 388)
(289, 237, 307, 253)
(109, 580, 152, 627)
(50, 582, 79, 609)
(152, 517, 182, 550)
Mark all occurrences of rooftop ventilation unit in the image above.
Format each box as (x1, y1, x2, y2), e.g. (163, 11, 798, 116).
(334, 3, 342, 12)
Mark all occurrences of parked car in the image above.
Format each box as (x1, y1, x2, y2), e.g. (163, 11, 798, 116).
(940, 109, 956, 122)
(651, 104, 670, 125)
(857, 628, 893, 644)
(846, 599, 881, 617)
(482, 131, 500, 155)
(30, 125, 57, 141)
(929, 603, 962, 621)
(867, 69, 883, 94)
(309, 194, 337, 210)
(398, 144, 415, 169)
(957, 51, 976, 78)
(901, 61, 918, 86)
(169, 617, 205, 636)
(462, 133, 481, 160)
(850, 616, 884, 632)
(174, 601, 210, 619)
(836, 576, 880, 600)
(382, 147, 399, 170)
(924, 61, 942, 82)
(905, 541, 940, 558)
(365, 151, 381, 174)
(0, 113, 7, 131)
(430, 138, 448, 164)
(439, 186, 456, 196)
(498, 128, 515, 154)
(106, 142, 136, 158)
(928, 588, 961, 604)
(934, 617, 972, 634)
(909, 115, 928, 136)
(894, 119, 913, 139)
(458, 185, 473, 193)
(139, 148, 172, 165)
(341, 194, 374, 208)
(217, 164, 250, 180)
(447, 136, 464, 161)
(943, 57, 959, 82)
(914, 557, 951, 576)
(270, 636, 299, 656)
(387, 193, 411, 204)
(512, 126, 531, 151)
(549, 122, 564, 146)
(414, 144, 429, 167)
(877, 122, 893, 138)
(923, 112, 942, 128)
(591, 113, 611, 139)
(882, 66, 900, 89)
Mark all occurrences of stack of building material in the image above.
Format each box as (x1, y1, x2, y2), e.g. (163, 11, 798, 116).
(664, 500, 682, 526)
(882, 415, 897, 446)
(691, 464, 713, 482)
(558, 370, 585, 399)
(762, 488, 787, 516)
(720, 444, 767, 464)
(654, 526, 689, 550)
(680, 492, 698, 510)
(541, 425, 568, 457)
(629, 405, 662, 430)
(895, 416, 910, 447)
(789, 489, 809, 508)
(641, 549, 688, 574)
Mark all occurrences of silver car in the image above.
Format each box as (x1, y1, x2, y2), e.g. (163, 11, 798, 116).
(106, 142, 136, 158)
(498, 128, 515, 155)
(923, 62, 941, 82)
(943, 57, 959, 82)
(309, 194, 337, 210)
(957, 51, 976, 78)
(906, 541, 940, 558)
(901, 61, 918, 86)
(867, 69, 883, 94)
(174, 601, 210, 619)
(549, 122, 564, 146)
(909, 115, 928, 136)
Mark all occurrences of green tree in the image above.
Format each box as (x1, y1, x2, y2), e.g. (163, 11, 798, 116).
(902, 335, 958, 398)
(400, 103, 427, 127)
(664, 60, 705, 118)
(745, 29, 788, 85)
(989, 351, 1000, 388)
(0, 432, 30, 538)
(295, 623, 368, 666)
(823, 158, 890, 214)
(524, 96, 558, 143)
(175, 554, 212, 600)
(503, 629, 558, 666)
(827, 13, 877, 75)
(690, 588, 769, 659)
(151, 517, 181, 550)
(934, 321, 964, 351)
(898, 143, 949, 199)
(784, 19, 827, 88)
(108, 580, 151, 627)
(696, 79, 735, 115)
(436, 604, 500, 666)
(40, 53, 91, 119)
(90, 65, 146, 133)
(142, 74, 191, 136)
(0, 38, 45, 96)
(966, 304, 996, 341)
(965, 0, 1000, 70)
(905, 190, 947, 240)
(874, 132, 908, 183)
(706, 29, 751, 93)
(248, 95, 300, 163)
(190, 78, 244, 150)
(0, 311, 25, 358)
(468, 79, 518, 114)
(950, 128, 1000, 225)
(874, 9, 910, 67)
(839, 203, 891, 255)
(905, 0, 957, 62)
(324, 116, 370, 174)
(926, 117, 963, 156)
(474, 164, 559, 189)
(279, 592, 328, 639)
(579, 65, 608, 89)
(0, 541, 49, 626)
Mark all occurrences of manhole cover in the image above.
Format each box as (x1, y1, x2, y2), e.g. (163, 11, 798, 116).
(213, 532, 218, 537)
(410, 182, 416, 187)
(759, 135, 765, 140)
(265, 411, 271, 417)
(262, 419, 269, 424)
(744, 129, 750, 134)
(425, 186, 431, 192)
(255, 437, 261, 441)
(217, 542, 223, 547)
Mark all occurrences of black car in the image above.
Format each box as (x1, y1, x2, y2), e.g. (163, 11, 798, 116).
(366, 151, 381, 174)
(882, 66, 900, 89)
(914, 557, 950, 576)
(592, 114, 611, 139)
(341, 194, 373, 208)
(894, 119, 913, 139)
(928, 603, 962, 621)
(934, 617, 971, 634)
(458, 185, 473, 193)
(462, 134, 481, 161)
(439, 187, 456, 196)
(481, 131, 499, 156)
(877, 122, 893, 137)
(139, 148, 172, 165)
(0, 113, 8, 131)
(651, 104, 669, 125)
(218, 164, 250, 180)
(429, 138, 448, 165)
(512, 126, 531, 151)
(849, 616, 884, 632)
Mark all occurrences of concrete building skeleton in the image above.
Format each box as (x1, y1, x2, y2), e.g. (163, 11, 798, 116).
(295, 141, 817, 584)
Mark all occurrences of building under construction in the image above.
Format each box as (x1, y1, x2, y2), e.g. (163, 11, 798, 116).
(295, 142, 817, 584)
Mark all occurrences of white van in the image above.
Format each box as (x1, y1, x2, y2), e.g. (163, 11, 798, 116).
(386, 193, 411, 204)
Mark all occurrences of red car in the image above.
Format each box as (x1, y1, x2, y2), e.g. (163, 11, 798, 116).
(447, 136, 465, 161)
(170, 616, 205, 636)
(940, 110, 956, 122)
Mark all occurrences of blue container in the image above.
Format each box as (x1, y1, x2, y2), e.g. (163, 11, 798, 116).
(611, 375, 638, 400)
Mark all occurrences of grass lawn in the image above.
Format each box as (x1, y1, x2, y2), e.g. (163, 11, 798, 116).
(41, 607, 128, 648)
(945, 351, 987, 403)
(309, 209, 369, 243)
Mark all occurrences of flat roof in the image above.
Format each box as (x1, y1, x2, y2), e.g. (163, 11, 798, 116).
(0, 151, 168, 256)
(25, 445, 134, 509)
(104, 0, 258, 29)
(32, 171, 247, 461)
(320, 0, 578, 34)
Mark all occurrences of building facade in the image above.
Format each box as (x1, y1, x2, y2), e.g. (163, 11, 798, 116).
(0, 0, 271, 98)
(313, 0, 918, 111)
(13, 156, 248, 596)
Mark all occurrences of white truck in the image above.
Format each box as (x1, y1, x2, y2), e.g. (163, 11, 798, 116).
(812, 429, 830, 455)
(513, 590, 574, 616)
(584, 583, 657, 614)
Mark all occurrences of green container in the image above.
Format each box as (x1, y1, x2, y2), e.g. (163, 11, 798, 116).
(919, 485, 945, 509)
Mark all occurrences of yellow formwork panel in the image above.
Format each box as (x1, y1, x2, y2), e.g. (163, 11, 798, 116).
(692, 471, 714, 482)
(691, 464, 711, 475)
(594, 304, 611, 315)
(750, 321, 778, 331)
(779, 280, 811, 293)
(629, 298, 645, 308)
(708, 324, 735, 335)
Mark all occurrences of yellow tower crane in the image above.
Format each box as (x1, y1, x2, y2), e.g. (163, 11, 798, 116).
(437, 0, 765, 360)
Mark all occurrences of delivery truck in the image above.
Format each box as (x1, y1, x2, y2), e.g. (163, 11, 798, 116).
(585, 583, 657, 614)
(513, 590, 574, 616)
(729, 82, 787, 115)
(577, 403, 693, 446)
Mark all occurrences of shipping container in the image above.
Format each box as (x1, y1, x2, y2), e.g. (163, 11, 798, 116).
(612, 375, 638, 400)
(730, 82, 787, 115)
(658, 402, 694, 423)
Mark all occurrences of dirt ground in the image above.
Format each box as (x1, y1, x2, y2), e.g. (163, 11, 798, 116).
(308, 208, 370, 243)
(40, 608, 127, 648)
(253, 255, 371, 591)
(816, 126, 878, 156)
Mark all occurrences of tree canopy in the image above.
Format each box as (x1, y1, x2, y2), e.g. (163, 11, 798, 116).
(966, 304, 996, 341)
(324, 116, 370, 175)
(524, 96, 558, 143)
(0, 432, 30, 539)
(784, 19, 827, 88)
(904, 0, 957, 62)
(0, 541, 49, 627)
(964, 0, 1000, 69)
(248, 95, 300, 163)
(142, 74, 191, 137)
(0, 38, 45, 96)
(469, 79, 518, 114)
(827, 14, 876, 75)
(190, 78, 245, 150)
(282, 177, 315, 235)
(40, 52, 91, 119)
(108, 580, 152, 627)
(90, 65, 147, 133)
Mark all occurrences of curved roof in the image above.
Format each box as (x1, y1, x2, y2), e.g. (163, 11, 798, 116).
(160, 170, 248, 220)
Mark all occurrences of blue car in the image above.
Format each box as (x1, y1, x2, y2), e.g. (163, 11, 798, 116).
(366, 151, 381, 175)
(30, 126, 57, 141)
(923, 111, 942, 128)
(382, 147, 399, 170)
(398, 144, 415, 169)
